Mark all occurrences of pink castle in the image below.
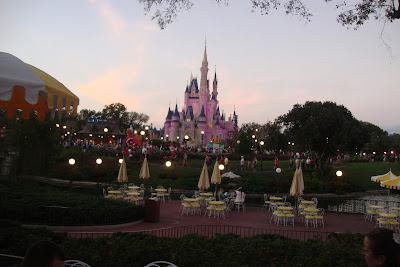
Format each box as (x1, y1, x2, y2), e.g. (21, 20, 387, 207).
(163, 43, 238, 148)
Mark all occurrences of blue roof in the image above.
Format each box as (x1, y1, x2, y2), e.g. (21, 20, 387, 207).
(214, 71, 218, 84)
(221, 113, 225, 120)
(189, 79, 199, 94)
(185, 85, 189, 93)
(166, 107, 172, 119)
(174, 104, 179, 116)
(215, 117, 220, 126)
(211, 94, 216, 100)
(185, 106, 194, 121)
(199, 105, 206, 117)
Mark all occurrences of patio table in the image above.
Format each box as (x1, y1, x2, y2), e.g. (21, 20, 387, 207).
(209, 201, 224, 205)
(155, 188, 167, 192)
(278, 206, 293, 211)
(108, 190, 122, 194)
(304, 207, 319, 213)
(184, 198, 201, 202)
(379, 213, 398, 219)
(270, 197, 282, 201)
(301, 200, 315, 205)
(128, 186, 139, 190)
(127, 192, 140, 196)
(369, 205, 385, 210)
(200, 193, 213, 197)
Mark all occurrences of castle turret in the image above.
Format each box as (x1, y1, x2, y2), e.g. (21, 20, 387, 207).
(170, 104, 180, 141)
(164, 107, 172, 141)
(212, 69, 218, 100)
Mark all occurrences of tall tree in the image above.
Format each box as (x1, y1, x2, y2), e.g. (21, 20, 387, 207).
(128, 111, 150, 128)
(276, 101, 360, 177)
(101, 103, 130, 128)
(138, 0, 400, 29)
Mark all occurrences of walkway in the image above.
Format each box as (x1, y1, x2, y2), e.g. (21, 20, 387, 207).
(51, 200, 375, 235)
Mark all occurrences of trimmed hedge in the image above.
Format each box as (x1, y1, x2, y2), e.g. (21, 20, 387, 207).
(0, 223, 366, 267)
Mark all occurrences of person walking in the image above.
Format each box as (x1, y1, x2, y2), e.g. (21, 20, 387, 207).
(224, 157, 229, 171)
(240, 156, 245, 171)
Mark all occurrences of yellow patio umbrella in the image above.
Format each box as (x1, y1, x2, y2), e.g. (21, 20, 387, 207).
(290, 167, 304, 196)
(198, 162, 210, 190)
(117, 159, 128, 183)
(211, 159, 222, 193)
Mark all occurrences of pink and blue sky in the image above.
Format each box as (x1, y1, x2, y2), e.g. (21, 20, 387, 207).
(1, 0, 399, 133)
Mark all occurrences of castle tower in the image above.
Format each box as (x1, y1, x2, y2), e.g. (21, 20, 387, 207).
(170, 104, 180, 141)
(212, 69, 218, 100)
(199, 41, 209, 109)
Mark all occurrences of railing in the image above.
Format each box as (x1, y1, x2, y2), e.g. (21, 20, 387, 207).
(68, 225, 331, 241)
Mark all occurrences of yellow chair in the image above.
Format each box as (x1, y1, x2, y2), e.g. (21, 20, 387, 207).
(364, 209, 376, 221)
(285, 213, 295, 226)
(205, 205, 216, 218)
(191, 202, 202, 215)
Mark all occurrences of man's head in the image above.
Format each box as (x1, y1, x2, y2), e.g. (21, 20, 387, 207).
(21, 240, 65, 267)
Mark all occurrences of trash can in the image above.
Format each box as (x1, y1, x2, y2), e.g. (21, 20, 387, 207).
(144, 198, 160, 222)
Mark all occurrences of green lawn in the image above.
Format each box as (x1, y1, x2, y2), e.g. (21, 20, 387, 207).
(340, 162, 400, 191)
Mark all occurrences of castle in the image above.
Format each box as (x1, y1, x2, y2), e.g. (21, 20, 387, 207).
(163, 44, 238, 148)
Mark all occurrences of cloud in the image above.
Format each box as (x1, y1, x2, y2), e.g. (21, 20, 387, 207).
(88, 0, 125, 36)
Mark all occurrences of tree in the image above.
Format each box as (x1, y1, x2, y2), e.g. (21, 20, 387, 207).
(138, 0, 400, 29)
(276, 101, 361, 177)
(128, 111, 150, 129)
(101, 103, 130, 128)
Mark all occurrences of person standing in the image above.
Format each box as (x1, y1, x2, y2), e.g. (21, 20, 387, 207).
(224, 157, 229, 171)
(252, 157, 258, 172)
(240, 156, 245, 171)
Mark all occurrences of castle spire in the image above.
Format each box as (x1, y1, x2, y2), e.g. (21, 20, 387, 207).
(203, 38, 207, 63)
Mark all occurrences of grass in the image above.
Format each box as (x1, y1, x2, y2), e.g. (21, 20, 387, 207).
(340, 162, 400, 191)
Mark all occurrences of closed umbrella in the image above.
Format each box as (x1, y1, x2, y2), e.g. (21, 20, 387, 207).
(139, 157, 150, 180)
(290, 167, 304, 209)
(117, 159, 128, 183)
(290, 167, 304, 196)
(211, 159, 222, 193)
(198, 162, 210, 190)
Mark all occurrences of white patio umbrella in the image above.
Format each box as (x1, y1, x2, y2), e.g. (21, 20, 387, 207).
(381, 176, 400, 190)
(371, 169, 399, 195)
(198, 162, 210, 190)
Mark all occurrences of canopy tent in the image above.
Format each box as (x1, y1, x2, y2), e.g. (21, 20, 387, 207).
(381, 177, 400, 190)
(371, 170, 399, 183)
(0, 52, 79, 120)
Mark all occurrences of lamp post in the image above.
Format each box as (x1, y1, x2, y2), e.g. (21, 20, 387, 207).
(275, 167, 281, 193)
(201, 131, 204, 149)
(236, 140, 240, 170)
(166, 134, 169, 142)
(184, 135, 189, 149)
(252, 134, 256, 153)
(166, 160, 172, 187)
(68, 158, 76, 188)
(140, 130, 145, 164)
(95, 158, 102, 187)
(260, 141, 264, 170)
(336, 170, 343, 213)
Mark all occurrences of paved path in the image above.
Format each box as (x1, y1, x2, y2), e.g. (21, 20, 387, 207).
(52, 200, 375, 235)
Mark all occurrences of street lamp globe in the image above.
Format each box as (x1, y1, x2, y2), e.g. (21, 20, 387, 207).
(219, 164, 225, 171)
(252, 135, 255, 139)
(96, 158, 102, 165)
(177, 136, 180, 140)
(103, 128, 108, 133)
(166, 161, 172, 167)
(119, 159, 123, 164)
(276, 168, 282, 173)
(336, 170, 343, 177)
(145, 126, 149, 130)
(68, 158, 75, 165)
(185, 135, 189, 140)
(140, 131, 145, 136)
(237, 140, 240, 144)
(260, 141, 264, 146)
(201, 131, 204, 134)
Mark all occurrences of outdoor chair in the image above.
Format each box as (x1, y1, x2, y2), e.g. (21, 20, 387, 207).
(285, 210, 295, 226)
(150, 186, 158, 197)
(215, 201, 228, 219)
(311, 197, 318, 207)
(262, 194, 271, 210)
(102, 189, 112, 199)
(191, 201, 202, 215)
(179, 194, 187, 212)
(314, 208, 325, 228)
(205, 204, 216, 218)
(157, 185, 165, 189)
(304, 213, 315, 228)
(144, 261, 178, 267)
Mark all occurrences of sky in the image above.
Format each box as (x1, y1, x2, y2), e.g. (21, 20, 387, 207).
(1, 0, 400, 133)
